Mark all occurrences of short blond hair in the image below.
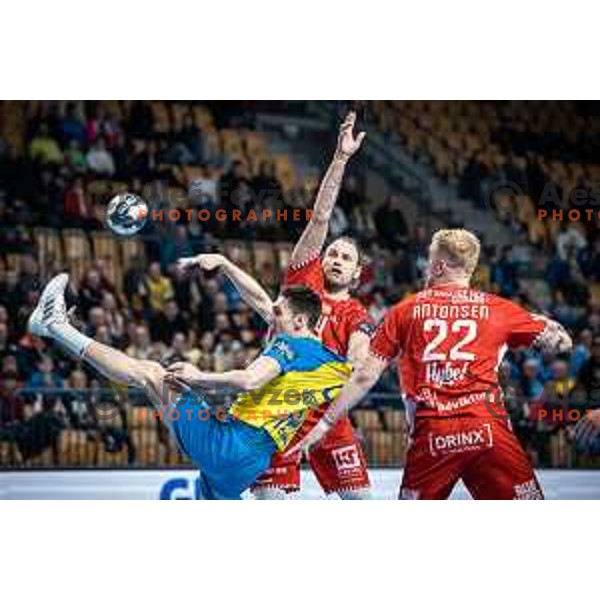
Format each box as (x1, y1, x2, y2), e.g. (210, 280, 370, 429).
(430, 229, 481, 276)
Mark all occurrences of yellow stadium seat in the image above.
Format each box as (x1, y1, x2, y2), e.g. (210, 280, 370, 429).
(34, 227, 63, 266)
(151, 101, 170, 133)
(221, 129, 244, 158)
(275, 242, 293, 272)
(128, 406, 157, 430)
(244, 131, 267, 155)
(367, 431, 403, 466)
(352, 409, 382, 431)
(131, 429, 160, 466)
(252, 241, 278, 285)
(273, 154, 296, 191)
(192, 105, 214, 130)
(120, 237, 146, 271)
(223, 240, 253, 274)
(590, 284, 600, 304)
(380, 409, 407, 432)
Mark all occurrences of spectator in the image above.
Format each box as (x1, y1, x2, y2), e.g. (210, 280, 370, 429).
(556, 222, 587, 261)
(151, 299, 186, 345)
(86, 138, 115, 177)
(145, 262, 174, 313)
(374, 195, 409, 250)
(29, 124, 63, 165)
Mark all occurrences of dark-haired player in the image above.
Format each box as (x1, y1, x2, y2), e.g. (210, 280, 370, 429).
(292, 228, 573, 500)
(28, 275, 351, 500)
(180, 111, 374, 499)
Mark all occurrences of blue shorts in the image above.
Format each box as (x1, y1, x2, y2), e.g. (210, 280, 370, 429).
(167, 392, 277, 500)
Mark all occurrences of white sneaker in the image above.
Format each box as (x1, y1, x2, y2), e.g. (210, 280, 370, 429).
(28, 273, 70, 338)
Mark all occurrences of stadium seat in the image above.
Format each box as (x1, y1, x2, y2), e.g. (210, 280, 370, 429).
(151, 101, 171, 133)
(96, 442, 129, 468)
(62, 229, 92, 281)
(127, 406, 157, 430)
(221, 129, 244, 160)
(352, 409, 382, 431)
(24, 447, 54, 468)
(275, 242, 293, 272)
(192, 105, 214, 130)
(120, 237, 146, 271)
(367, 431, 403, 467)
(380, 409, 407, 433)
(0, 441, 17, 467)
(590, 284, 600, 304)
(252, 241, 278, 285)
(131, 429, 160, 466)
(34, 227, 63, 266)
(59, 431, 97, 467)
(273, 154, 296, 191)
(223, 240, 253, 274)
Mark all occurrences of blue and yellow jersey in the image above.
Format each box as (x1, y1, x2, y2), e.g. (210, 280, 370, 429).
(228, 334, 352, 451)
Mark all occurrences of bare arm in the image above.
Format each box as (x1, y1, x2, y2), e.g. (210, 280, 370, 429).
(284, 351, 388, 455)
(178, 254, 274, 323)
(347, 330, 372, 366)
(165, 355, 281, 392)
(289, 111, 366, 268)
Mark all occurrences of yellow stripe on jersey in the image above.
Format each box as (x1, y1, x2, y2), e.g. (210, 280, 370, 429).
(228, 335, 351, 451)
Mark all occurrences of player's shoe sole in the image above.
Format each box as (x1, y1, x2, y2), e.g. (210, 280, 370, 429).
(28, 272, 70, 338)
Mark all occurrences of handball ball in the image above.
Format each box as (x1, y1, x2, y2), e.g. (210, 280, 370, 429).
(105, 193, 149, 237)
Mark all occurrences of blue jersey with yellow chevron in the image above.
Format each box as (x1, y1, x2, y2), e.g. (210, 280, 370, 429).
(229, 334, 352, 451)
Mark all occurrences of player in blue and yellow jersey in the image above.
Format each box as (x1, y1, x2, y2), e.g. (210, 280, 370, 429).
(28, 274, 350, 499)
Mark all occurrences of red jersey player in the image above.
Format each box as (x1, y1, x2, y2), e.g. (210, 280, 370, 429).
(292, 228, 572, 499)
(179, 111, 374, 499)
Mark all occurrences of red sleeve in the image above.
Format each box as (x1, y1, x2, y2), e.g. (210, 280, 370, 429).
(345, 303, 376, 338)
(502, 301, 547, 348)
(370, 300, 410, 360)
(283, 252, 324, 293)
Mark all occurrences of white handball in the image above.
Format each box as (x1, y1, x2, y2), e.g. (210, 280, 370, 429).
(105, 193, 149, 237)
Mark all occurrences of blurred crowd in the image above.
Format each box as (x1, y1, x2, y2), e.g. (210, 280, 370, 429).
(1, 100, 600, 467)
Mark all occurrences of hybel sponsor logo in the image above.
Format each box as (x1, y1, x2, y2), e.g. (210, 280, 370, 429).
(331, 445, 361, 472)
(428, 423, 493, 457)
(426, 361, 469, 386)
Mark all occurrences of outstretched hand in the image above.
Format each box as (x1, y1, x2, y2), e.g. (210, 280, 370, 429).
(164, 362, 204, 389)
(177, 254, 226, 274)
(335, 111, 366, 160)
(282, 419, 332, 458)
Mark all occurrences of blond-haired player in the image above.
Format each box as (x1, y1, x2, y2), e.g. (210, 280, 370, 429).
(292, 228, 572, 499)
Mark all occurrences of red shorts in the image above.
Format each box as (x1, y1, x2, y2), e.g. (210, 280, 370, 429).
(399, 416, 543, 500)
(251, 415, 370, 495)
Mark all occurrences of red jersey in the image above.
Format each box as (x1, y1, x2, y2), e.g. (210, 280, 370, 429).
(284, 254, 374, 357)
(370, 285, 547, 419)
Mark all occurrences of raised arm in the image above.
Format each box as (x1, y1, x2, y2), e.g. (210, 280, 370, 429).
(178, 254, 274, 323)
(289, 111, 365, 268)
(165, 355, 281, 392)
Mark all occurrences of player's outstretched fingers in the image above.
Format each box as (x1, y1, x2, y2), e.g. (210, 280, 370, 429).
(135, 361, 171, 408)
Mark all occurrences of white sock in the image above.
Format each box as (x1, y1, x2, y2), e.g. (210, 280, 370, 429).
(49, 321, 93, 358)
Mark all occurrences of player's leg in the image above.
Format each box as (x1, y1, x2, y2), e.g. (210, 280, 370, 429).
(308, 417, 372, 499)
(250, 450, 302, 499)
(462, 420, 544, 500)
(28, 273, 170, 409)
(399, 420, 465, 500)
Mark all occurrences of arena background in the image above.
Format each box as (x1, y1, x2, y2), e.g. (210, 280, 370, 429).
(1, 100, 600, 498)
